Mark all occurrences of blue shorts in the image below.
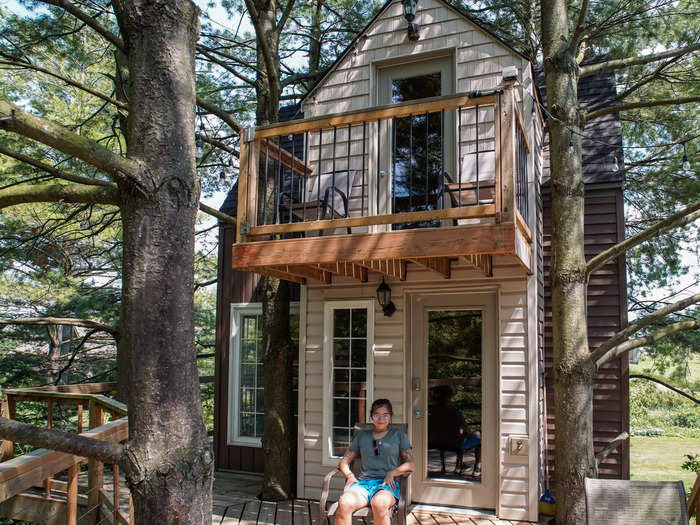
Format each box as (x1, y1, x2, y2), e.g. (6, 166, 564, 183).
(461, 433, 481, 450)
(348, 478, 400, 504)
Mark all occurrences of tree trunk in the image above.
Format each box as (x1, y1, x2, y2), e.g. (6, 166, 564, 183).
(541, 0, 597, 522)
(111, 1, 213, 522)
(309, 0, 323, 75)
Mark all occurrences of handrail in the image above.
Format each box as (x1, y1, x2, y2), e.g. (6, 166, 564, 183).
(688, 471, 700, 520)
(253, 92, 497, 138)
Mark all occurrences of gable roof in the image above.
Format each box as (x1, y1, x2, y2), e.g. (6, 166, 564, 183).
(301, 0, 530, 105)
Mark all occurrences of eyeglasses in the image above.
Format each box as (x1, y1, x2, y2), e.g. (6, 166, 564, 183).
(373, 439, 380, 456)
(372, 413, 391, 421)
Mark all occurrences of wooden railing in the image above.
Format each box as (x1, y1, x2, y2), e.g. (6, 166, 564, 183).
(236, 82, 531, 244)
(688, 471, 700, 522)
(0, 383, 131, 524)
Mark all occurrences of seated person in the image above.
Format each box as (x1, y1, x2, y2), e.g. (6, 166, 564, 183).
(335, 399, 415, 525)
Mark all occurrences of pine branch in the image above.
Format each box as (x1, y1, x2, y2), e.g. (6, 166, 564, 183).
(0, 59, 127, 110)
(570, 0, 590, 51)
(586, 200, 700, 276)
(629, 375, 699, 404)
(196, 97, 243, 133)
(595, 319, 700, 368)
(617, 55, 684, 101)
(586, 96, 700, 121)
(0, 101, 140, 187)
(0, 146, 114, 187)
(199, 202, 236, 225)
(0, 316, 120, 338)
(0, 417, 124, 464)
(589, 293, 700, 365)
(0, 182, 119, 209)
(580, 43, 700, 77)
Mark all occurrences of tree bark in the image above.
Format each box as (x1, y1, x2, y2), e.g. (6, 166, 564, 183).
(541, 0, 596, 521)
(111, 1, 213, 522)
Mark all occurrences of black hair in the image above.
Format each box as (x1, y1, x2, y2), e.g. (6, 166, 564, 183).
(370, 398, 393, 415)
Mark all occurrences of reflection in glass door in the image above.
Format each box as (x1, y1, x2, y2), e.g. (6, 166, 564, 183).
(426, 311, 483, 481)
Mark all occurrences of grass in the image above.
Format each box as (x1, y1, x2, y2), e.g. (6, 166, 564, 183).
(631, 436, 700, 490)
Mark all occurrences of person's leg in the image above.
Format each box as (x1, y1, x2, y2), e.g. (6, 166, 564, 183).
(335, 488, 367, 525)
(370, 490, 397, 525)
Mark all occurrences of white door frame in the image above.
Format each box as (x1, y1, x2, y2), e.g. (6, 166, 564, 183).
(406, 291, 498, 509)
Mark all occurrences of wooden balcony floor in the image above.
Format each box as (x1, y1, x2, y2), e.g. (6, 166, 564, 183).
(211, 471, 549, 525)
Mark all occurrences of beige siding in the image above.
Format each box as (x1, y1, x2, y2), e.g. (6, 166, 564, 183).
(299, 256, 536, 521)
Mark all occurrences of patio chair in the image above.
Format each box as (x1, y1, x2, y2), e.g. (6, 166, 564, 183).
(282, 170, 357, 234)
(319, 424, 411, 525)
(584, 477, 689, 525)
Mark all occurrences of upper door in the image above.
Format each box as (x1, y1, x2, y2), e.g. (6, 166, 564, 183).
(376, 57, 455, 224)
(409, 292, 498, 509)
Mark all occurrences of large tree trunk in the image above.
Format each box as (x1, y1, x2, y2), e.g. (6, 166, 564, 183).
(541, 0, 597, 523)
(112, 1, 213, 522)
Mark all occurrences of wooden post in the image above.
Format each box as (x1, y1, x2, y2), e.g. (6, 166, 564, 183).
(0, 396, 13, 460)
(498, 82, 516, 225)
(43, 398, 55, 498)
(6, 395, 16, 459)
(87, 400, 104, 525)
(129, 493, 134, 525)
(237, 138, 250, 243)
(66, 463, 78, 525)
(113, 463, 120, 525)
(77, 403, 83, 433)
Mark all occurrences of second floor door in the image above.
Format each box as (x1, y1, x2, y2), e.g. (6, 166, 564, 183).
(376, 56, 455, 228)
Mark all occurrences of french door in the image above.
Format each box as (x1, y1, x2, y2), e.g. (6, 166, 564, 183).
(409, 293, 497, 508)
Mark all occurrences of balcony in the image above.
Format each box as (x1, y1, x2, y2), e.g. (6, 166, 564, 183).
(231, 84, 533, 283)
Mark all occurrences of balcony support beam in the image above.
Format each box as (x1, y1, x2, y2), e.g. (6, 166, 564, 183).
(461, 254, 493, 277)
(408, 257, 451, 279)
(317, 262, 368, 282)
(355, 259, 407, 281)
(232, 224, 516, 270)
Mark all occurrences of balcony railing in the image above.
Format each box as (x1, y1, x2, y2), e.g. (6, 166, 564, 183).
(236, 83, 531, 244)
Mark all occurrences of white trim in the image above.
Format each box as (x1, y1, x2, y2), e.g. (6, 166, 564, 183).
(322, 299, 375, 466)
(228, 302, 299, 448)
(297, 285, 308, 497)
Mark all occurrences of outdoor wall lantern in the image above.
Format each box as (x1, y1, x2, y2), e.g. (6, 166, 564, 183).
(376, 278, 397, 317)
(401, 0, 420, 41)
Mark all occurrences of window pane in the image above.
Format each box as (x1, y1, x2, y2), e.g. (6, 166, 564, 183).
(351, 339, 367, 367)
(351, 309, 367, 337)
(241, 364, 255, 387)
(241, 340, 256, 363)
(334, 340, 350, 367)
(334, 309, 350, 337)
(334, 398, 349, 427)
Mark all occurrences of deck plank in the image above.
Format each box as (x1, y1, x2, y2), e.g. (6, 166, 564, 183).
(275, 500, 294, 525)
(258, 500, 277, 525)
(239, 499, 262, 525)
(308, 499, 321, 525)
(293, 498, 311, 525)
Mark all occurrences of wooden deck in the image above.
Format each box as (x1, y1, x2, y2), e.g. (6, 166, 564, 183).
(211, 472, 546, 525)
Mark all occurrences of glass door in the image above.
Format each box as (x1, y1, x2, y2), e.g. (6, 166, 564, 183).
(410, 293, 497, 508)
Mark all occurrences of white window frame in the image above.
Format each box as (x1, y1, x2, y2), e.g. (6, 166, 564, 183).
(322, 300, 375, 465)
(228, 302, 299, 447)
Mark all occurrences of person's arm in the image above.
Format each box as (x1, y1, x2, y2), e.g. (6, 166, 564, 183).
(382, 448, 415, 489)
(338, 448, 358, 489)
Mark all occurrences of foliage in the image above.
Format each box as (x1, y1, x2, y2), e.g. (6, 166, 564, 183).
(682, 454, 700, 474)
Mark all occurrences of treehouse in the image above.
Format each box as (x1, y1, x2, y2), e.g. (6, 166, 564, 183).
(214, 0, 629, 522)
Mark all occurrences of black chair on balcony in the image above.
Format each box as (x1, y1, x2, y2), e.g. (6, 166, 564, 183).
(281, 170, 357, 235)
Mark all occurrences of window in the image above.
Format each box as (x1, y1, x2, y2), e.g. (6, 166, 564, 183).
(323, 300, 374, 463)
(228, 303, 299, 446)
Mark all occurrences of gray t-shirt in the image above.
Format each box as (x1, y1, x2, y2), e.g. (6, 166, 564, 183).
(349, 427, 412, 479)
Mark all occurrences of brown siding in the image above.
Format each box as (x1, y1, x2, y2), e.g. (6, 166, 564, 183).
(214, 224, 265, 472)
(542, 184, 629, 482)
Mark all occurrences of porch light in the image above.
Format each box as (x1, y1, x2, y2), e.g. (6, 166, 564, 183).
(376, 278, 396, 317)
(401, 0, 420, 41)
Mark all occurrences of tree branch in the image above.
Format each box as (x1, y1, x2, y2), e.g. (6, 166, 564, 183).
(0, 182, 119, 209)
(277, 0, 297, 34)
(630, 374, 700, 404)
(0, 146, 114, 187)
(595, 319, 700, 368)
(569, 0, 590, 51)
(595, 432, 629, 465)
(38, 0, 125, 52)
(580, 43, 700, 77)
(589, 293, 700, 364)
(0, 59, 127, 110)
(586, 96, 700, 121)
(196, 96, 243, 134)
(0, 417, 124, 464)
(0, 101, 140, 187)
(0, 317, 120, 339)
(196, 134, 239, 158)
(586, 200, 700, 276)
(617, 55, 684, 101)
(199, 202, 236, 225)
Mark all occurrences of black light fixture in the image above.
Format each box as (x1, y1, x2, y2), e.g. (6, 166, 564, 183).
(401, 0, 420, 41)
(376, 278, 396, 317)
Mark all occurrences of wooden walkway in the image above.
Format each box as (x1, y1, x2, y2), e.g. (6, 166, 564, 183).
(211, 472, 543, 525)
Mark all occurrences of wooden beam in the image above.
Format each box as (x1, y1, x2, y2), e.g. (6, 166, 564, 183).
(248, 204, 495, 236)
(355, 259, 407, 281)
(5, 383, 116, 394)
(247, 267, 305, 284)
(499, 84, 516, 225)
(260, 139, 313, 176)
(317, 262, 368, 282)
(515, 210, 532, 243)
(513, 104, 531, 153)
(0, 492, 84, 525)
(236, 139, 250, 243)
(270, 265, 332, 283)
(408, 257, 451, 278)
(254, 93, 496, 138)
(232, 224, 516, 269)
(461, 254, 493, 277)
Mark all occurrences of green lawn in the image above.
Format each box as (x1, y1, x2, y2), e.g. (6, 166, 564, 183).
(631, 436, 700, 491)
